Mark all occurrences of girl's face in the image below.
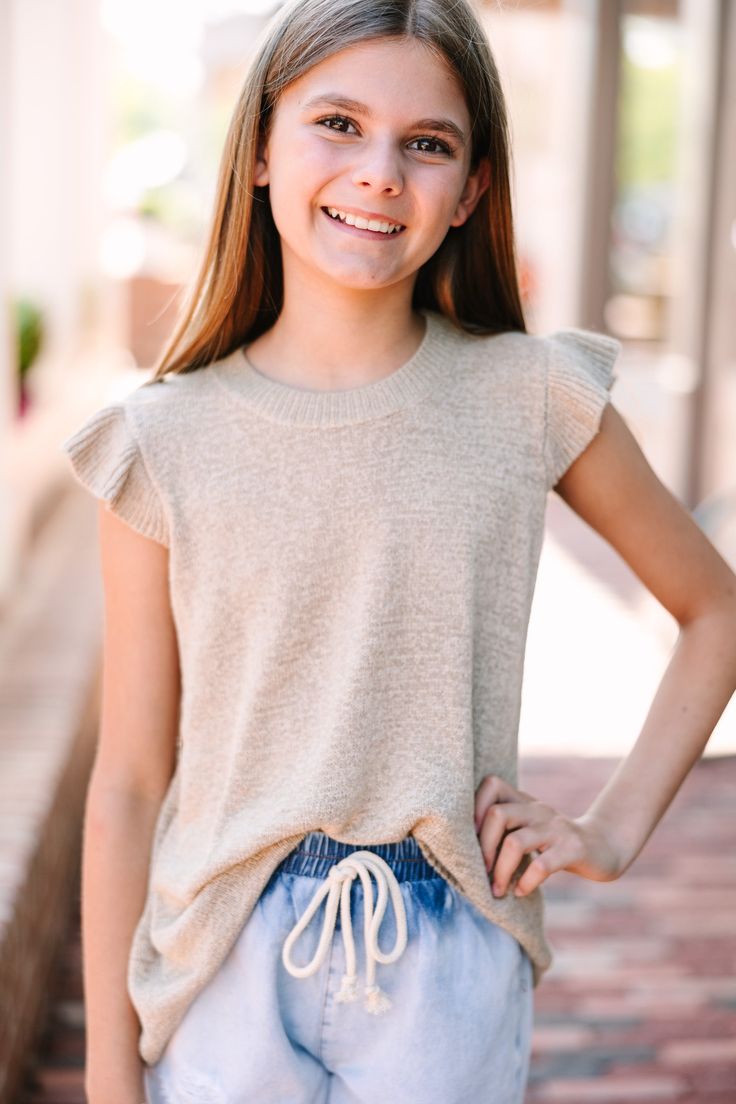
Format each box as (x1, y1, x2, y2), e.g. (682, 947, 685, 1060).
(253, 36, 490, 296)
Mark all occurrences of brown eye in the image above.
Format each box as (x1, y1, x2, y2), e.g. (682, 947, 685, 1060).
(410, 136, 454, 156)
(316, 115, 357, 134)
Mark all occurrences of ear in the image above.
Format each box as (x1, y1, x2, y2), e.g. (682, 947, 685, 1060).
(253, 131, 269, 187)
(449, 157, 491, 228)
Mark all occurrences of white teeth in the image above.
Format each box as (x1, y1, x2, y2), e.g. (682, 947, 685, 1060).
(326, 206, 403, 234)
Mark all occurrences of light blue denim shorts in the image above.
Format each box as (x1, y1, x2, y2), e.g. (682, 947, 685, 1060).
(144, 830, 534, 1103)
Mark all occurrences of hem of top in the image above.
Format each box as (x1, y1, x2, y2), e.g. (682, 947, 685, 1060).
(208, 308, 454, 428)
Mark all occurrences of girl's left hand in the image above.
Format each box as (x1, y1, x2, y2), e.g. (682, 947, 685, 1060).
(474, 774, 625, 898)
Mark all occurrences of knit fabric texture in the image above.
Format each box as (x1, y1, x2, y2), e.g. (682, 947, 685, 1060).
(60, 308, 621, 1066)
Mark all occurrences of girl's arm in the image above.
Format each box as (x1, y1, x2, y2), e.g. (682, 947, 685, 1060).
(475, 402, 736, 897)
(83, 505, 180, 1104)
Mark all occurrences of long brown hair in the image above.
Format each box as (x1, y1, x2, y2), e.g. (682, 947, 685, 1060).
(150, 0, 526, 381)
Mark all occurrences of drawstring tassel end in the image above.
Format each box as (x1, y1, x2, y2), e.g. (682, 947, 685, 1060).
(335, 972, 361, 1003)
(363, 983, 392, 1014)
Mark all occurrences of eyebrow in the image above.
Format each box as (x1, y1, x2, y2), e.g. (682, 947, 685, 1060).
(301, 94, 467, 145)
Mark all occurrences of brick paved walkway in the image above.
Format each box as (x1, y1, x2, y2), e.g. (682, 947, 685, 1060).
(15, 754, 736, 1103)
(521, 754, 736, 1103)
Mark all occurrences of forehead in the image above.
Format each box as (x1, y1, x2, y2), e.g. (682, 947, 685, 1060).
(279, 36, 469, 123)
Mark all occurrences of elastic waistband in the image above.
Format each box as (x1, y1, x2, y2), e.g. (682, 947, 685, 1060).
(278, 830, 441, 882)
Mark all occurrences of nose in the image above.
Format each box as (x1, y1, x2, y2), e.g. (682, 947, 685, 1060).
(350, 139, 404, 195)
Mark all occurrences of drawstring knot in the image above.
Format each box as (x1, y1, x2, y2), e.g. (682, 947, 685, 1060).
(281, 849, 408, 1014)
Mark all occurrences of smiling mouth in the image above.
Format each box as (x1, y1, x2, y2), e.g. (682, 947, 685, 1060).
(320, 206, 407, 236)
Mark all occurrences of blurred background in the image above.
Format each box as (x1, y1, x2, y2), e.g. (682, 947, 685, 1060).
(1, 1, 734, 1101)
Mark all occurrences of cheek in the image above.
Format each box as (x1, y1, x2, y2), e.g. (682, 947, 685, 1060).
(293, 134, 345, 182)
(270, 139, 344, 216)
(420, 173, 466, 222)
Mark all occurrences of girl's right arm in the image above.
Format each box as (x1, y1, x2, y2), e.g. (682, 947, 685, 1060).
(83, 504, 180, 1104)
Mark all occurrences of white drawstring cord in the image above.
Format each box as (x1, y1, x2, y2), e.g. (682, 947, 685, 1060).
(281, 850, 408, 1014)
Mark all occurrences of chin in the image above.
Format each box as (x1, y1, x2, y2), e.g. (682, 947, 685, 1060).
(322, 258, 404, 287)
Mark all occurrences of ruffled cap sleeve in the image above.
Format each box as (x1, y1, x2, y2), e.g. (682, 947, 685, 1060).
(544, 328, 622, 489)
(60, 402, 169, 547)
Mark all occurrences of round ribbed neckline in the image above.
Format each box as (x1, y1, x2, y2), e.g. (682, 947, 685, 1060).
(210, 308, 453, 427)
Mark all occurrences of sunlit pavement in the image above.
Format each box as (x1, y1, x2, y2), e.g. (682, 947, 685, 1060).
(522, 495, 736, 760)
(16, 500, 736, 1102)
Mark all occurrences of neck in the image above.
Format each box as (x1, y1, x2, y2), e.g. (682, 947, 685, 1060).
(247, 260, 425, 391)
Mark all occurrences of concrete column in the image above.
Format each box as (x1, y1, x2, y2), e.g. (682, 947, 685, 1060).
(10, 0, 107, 365)
(0, 0, 17, 599)
(578, 0, 622, 333)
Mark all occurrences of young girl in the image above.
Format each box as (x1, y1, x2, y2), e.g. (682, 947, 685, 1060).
(61, 1, 736, 1101)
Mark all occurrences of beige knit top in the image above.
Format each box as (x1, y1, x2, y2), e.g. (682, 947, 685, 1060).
(60, 308, 621, 1065)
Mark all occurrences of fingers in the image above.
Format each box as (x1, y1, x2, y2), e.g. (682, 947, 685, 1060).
(492, 822, 586, 898)
(473, 776, 618, 900)
(473, 773, 519, 831)
(474, 774, 564, 900)
(505, 844, 550, 898)
(476, 801, 530, 871)
(489, 830, 546, 897)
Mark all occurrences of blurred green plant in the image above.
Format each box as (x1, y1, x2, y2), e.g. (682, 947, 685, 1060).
(14, 296, 45, 382)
